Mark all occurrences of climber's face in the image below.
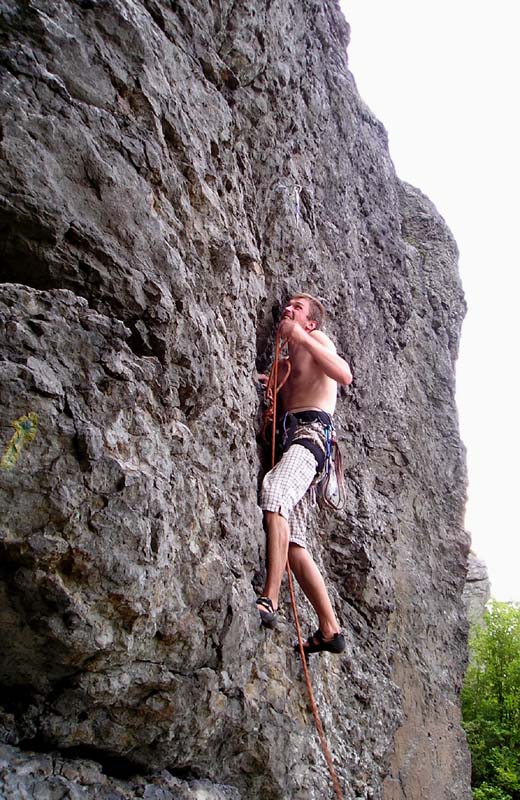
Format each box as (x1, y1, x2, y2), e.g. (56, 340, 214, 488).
(282, 297, 317, 332)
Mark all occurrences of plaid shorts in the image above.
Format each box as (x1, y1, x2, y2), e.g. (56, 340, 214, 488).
(259, 422, 326, 548)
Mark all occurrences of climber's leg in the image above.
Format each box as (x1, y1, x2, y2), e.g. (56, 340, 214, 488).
(288, 543, 341, 641)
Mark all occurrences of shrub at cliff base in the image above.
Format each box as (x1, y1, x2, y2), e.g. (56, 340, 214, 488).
(462, 600, 520, 800)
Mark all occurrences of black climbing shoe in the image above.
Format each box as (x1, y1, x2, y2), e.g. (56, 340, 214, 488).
(256, 596, 278, 629)
(295, 629, 346, 655)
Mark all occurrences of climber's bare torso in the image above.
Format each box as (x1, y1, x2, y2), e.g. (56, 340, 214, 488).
(278, 331, 339, 416)
(274, 298, 351, 414)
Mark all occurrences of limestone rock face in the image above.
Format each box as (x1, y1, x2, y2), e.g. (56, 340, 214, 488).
(463, 552, 490, 626)
(0, 1, 470, 799)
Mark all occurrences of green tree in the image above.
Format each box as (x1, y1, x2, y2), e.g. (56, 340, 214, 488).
(462, 601, 520, 800)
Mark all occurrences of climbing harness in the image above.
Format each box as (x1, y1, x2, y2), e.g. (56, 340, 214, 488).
(281, 409, 329, 473)
(265, 333, 344, 800)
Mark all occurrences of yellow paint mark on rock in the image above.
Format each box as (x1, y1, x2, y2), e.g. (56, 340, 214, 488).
(1, 412, 39, 470)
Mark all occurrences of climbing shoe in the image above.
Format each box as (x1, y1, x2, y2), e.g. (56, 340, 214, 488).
(256, 596, 278, 629)
(295, 629, 346, 655)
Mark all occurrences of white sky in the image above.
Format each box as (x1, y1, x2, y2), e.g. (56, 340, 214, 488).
(339, 0, 520, 602)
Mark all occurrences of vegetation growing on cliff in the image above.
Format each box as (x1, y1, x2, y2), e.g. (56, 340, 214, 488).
(462, 601, 520, 800)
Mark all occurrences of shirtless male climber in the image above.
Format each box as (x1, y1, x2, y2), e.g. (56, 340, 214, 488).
(256, 293, 352, 654)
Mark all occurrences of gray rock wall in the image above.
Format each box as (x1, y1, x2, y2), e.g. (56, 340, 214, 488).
(0, 1, 471, 798)
(463, 552, 490, 627)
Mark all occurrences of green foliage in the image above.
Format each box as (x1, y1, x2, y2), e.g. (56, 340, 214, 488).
(473, 784, 513, 800)
(462, 601, 520, 800)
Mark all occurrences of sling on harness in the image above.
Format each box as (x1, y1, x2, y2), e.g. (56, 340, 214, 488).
(317, 423, 346, 512)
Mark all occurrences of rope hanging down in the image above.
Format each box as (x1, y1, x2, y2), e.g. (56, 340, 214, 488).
(266, 334, 344, 800)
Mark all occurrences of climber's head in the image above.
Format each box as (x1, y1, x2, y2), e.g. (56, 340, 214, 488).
(282, 293, 326, 332)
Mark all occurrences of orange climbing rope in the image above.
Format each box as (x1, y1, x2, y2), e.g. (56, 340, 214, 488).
(261, 336, 291, 458)
(264, 333, 344, 800)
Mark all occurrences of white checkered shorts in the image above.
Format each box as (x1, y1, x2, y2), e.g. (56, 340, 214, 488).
(259, 433, 325, 548)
